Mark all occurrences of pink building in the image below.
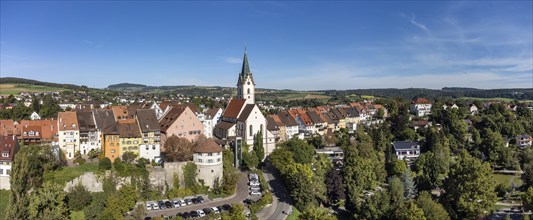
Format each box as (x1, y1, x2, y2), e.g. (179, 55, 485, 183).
(159, 106, 203, 149)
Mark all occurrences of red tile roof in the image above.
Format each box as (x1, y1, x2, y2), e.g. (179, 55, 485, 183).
(0, 135, 19, 162)
(159, 107, 187, 133)
(222, 99, 246, 118)
(58, 112, 79, 131)
(413, 98, 431, 104)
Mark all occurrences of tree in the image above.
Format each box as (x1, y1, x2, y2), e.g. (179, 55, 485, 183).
(286, 163, 316, 211)
(299, 207, 337, 220)
(84, 192, 107, 220)
(99, 157, 112, 170)
(442, 151, 496, 219)
(401, 167, 417, 200)
(254, 131, 265, 161)
(222, 149, 239, 194)
(113, 157, 124, 173)
(88, 149, 101, 161)
(67, 183, 92, 211)
(376, 108, 385, 119)
(280, 139, 315, 164)
(523, 187, 533, 212)
(28, 182, 69, 220)
(480, 128, 505, 166)
(228, 203, 246, 220)
(325, 168, 345, 205)
(389, 176, 405, 207)
(416, 191, 450, 220)
(354, 189, 391, 220)
(344, 146, 377, 213)
(392, 202, 426, 220)
(132, 204, 146, 220)
(241, 143, 259, 169)
(164, 136, 194, 162)
(122, 151, 137, 163)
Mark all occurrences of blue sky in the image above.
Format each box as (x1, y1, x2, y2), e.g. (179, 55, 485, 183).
(1, 1, 532, 90)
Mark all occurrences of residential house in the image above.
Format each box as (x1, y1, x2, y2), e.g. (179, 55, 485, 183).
(277, 111, 299, 141)
(516, 134, 532, 148)
(470, 104, 479, 115)
(21, 125, 41, 145)
(410, 98, 432, 117)
(393, 141, 421, 161)
(159, 106, 203, 149)
(343, 107, 360, 132)
(266, 116, 281, 142)
(58, 111, 80, 159)
(93, 109, 120, 161)
(315, 146, 344, 165)
(118, 120, 142, 158)
(30, 111, 41, 120)
(77, 111, 100, 155)
(136, 109, 161, 161)
(202, 108, 222, 138)
(0, 135, 20, 189)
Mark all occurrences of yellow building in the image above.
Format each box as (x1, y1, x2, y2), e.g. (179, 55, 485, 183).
(118, 120, 142, 158)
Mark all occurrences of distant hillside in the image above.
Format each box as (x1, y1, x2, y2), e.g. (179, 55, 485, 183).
(107, 83, 147, 89)
(0, 77, 87, 90)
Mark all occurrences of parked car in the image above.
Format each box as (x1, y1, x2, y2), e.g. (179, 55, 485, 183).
(250, 186, 261, 191)
(216, 206, 224, 213)
(179, 199, 187, 206)
(249, 181, 260, 186)
(181, 212, 190, 219)
(197, 209, 206, 217)
(243, 199, 253, 205)
(192, 198, 200, 204)
(196, 196, 205, 203)
(203, 208, 212, 215)
(158, 201, 166, 209)
(164, 200, 173, 209)
(172, 199, 180, 208)
(222, 204, 232, 211)
(189, 211, 199, 218)
(210, 207, 220, 214)
(152, 202, 160, 210)
(146, 202, 153, 211)
(248, 173, 259, 179)
(184, 198, 193, 205)
(250, 191, 262, 196)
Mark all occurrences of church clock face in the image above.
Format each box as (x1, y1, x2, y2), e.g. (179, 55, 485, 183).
(247, 81, 250, 85)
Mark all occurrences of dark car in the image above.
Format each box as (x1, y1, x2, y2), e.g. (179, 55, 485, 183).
(182, 212, 191, 219)
(158, 201, 166, 209)
(243, 199, 253, 205)
(191, 198, 200, 204)
(165, 201, 173, 209)
(216, 206, 224, 212)
(190, 211, 200, 218)
(202, 208, 212, 215)
(144, 217, 152, 220)
(196, 196, 205, 203)
(222, 204, 232, 211)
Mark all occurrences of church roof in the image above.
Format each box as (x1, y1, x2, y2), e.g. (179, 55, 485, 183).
(237, 50, 255, 86)
(238, 104, 256, 121)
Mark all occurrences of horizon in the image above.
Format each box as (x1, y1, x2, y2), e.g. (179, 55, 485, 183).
(1, 1, 532, 90)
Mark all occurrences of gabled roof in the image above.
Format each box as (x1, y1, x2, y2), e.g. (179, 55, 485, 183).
(267, 116, 280, 131)
(194, 139, 223, 153)
(0, 135, 19, 162)
(307, 111, 324, 124)
(18, 119, 58, 141)
(93, 109, 118, 135)
(77, 111, 96, 132)
(205, 108, 222, 119)
(343, 107, 360, 117)
(277, 111, 298, 127)
(136, 109, 160, 133)
(58, 111, 79, 131)
(214, 121, 235, 130)
(22, 126, 41, 138)
(223, 99, 247, 119)
(413, 98, 431, 104)
(288, 109, 313, 126)
(393, 141, 420, 150)
(159, 107, 187, 133)
(118, 121, 141, 138)
(237, 104, 256, 121)
(111, 105, 129, 120)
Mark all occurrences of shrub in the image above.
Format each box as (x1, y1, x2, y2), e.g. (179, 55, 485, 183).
(73, 157, 86, 165)
(98, 157, 112, 171)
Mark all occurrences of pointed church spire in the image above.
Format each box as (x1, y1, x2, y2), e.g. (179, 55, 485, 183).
(240, 49, 251, 79)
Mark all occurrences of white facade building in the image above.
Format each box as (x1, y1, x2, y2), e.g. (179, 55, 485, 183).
(193, 139, 223, 188)
(58, 112, 80, 159)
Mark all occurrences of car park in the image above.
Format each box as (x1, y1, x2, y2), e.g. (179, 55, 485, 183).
(197, 209, 206, 217)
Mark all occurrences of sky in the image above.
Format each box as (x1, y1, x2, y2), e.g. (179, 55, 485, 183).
(1, 1, 532, 90)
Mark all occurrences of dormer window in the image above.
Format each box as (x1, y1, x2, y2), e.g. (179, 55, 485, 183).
(2, 153, 8, 157)
(72, 124, 76, 129)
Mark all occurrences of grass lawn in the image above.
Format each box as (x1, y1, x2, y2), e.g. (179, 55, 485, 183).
(70, 211, 85, 220)
(207, 191, 231, 199)
(286, 207, 300, 220)
(493, 173, 523, 187)
(44, 162, 99, 185)
(0, 189, 9, 220)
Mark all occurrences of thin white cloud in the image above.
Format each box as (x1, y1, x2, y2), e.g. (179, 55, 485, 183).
(407, 14, 431, 35)
(218, 56, 242, 64)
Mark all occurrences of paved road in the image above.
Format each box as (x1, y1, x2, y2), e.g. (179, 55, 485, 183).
(144, 172, 249, 218)
(256, 163, 293, 220)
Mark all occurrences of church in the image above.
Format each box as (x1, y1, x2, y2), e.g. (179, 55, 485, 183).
(214, 50, 276, 158)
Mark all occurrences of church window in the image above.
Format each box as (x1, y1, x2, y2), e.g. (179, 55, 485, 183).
(247, 88, 250, 94)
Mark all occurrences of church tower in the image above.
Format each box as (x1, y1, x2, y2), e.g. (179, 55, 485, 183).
(236, 49, 255, 105)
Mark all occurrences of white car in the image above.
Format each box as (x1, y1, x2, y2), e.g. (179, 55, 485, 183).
(179, 199, 187, 206)
(210, 207, 220, 214)
(249, 181, 260, 186)
(197, 210, 206, 217)
(250, 191, 262, 196)
(146, 203, 152, 211)
(152, 202, 160, 210)
(172, 199, 180, 208)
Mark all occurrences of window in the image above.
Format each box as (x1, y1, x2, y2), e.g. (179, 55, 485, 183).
(111, 149, 116, 153)
(249, 125, 253, 136)
(127, 141, 131, 145)
(123, 147, 127, 151)
(208, 153, 213, 156)
(152, 146, 156, 150)
(247, 88, 250, 94)
(198, 159, 203, 163)
(110, 143, 114, 146)
(208, 159, 213, 163)
(6, 169, 9, 175)
(2, 153, 8, 157)
(217, 158, 221, 162)
(0, 169, 3, 175)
